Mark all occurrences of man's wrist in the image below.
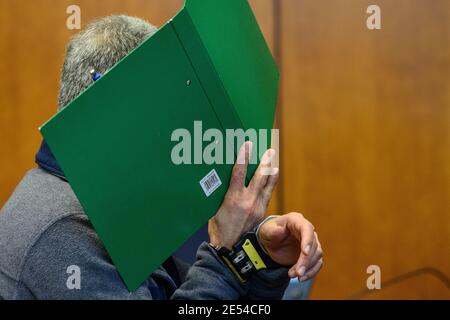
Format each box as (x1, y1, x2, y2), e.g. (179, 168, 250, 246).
(208, 218, 235, 250)
(210, 221, 283, 284)
(255, 215, 280, 254)
(209, 237, 234, 251)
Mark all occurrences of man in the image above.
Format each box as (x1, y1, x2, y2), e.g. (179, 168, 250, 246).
(0, 15, 323, 300)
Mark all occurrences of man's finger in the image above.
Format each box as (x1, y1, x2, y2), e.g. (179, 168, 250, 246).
(287, 214, 316, 276)
(248, 149, 276, 193)
(228, 141, 252, 192)
(306, 233, 319, 261)
(261, 168, 280, 208)
(289, 213, 315, 256)
(298, 230, 321, 275)
(299, 258, 324, 282)
(305, 235, 322, 271)
(292, 232, 318, 277)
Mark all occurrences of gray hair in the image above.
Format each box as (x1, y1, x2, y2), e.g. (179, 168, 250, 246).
(58, 15, 157, 110)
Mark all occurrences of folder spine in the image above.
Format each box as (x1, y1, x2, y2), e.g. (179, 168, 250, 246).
(171, 9, 244, 163)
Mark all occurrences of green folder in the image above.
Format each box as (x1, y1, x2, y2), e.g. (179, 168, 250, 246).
(40, 0, 279, 291)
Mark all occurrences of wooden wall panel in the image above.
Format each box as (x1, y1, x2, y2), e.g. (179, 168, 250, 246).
(279, 0, 450, 299)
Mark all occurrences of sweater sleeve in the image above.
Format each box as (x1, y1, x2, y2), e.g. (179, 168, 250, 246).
(20, 215, 288, 300)
(171, 243, 248, 300)
(172, 243, 290, 300)
(20, 215, 160, 300)
(244, 267, 290, 300)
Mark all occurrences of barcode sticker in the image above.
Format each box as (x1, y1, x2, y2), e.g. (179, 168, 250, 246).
(200, 169, 222, 197)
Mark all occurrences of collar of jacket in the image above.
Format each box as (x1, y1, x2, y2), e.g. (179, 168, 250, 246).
(35, 140, 67, 181)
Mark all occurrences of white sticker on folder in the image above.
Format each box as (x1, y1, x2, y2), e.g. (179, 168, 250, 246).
(200, 169, 222, 197)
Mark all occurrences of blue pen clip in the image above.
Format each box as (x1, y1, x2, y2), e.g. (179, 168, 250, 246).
(90, 69, 102, 82)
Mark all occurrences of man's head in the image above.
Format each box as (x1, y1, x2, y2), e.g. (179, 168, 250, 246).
(58, 15, 157, 110)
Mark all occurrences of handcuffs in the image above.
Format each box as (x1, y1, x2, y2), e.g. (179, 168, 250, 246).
(210, 216, 281, 283)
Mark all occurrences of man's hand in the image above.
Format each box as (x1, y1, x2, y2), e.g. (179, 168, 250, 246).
(209, 142, 279, 249)
(258, 213, 324, 282)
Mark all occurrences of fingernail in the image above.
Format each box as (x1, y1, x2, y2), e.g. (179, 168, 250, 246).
(304, 245, 311, 255)
(298, 266, 306, 277)
(300, 276, 308, 282)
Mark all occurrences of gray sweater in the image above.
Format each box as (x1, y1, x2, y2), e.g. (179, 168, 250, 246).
(0, 168, 289, 300)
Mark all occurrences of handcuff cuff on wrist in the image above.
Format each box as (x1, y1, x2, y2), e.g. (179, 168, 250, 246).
(210, 216, 280, 283)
